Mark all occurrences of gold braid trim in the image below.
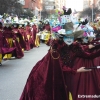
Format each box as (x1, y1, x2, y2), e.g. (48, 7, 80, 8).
(50, 47, 60, 59)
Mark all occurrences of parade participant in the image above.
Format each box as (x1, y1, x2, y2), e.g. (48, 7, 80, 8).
(20, 21, 100, 100)
(12, 23, 20, 42)
(44, 21, 51, 32)
(38, 20, 44, 32)
(35, 36, 40, 47)
(40, 21, 51, 44)
(11, 23, 24, 58)
(3, 23, 14, 60)
(32, 23, 38, 47)
(18, 23, 27, 51)
(0, 22, 3, 65)
(67, 19, 100, 100)
(3, 23, 24, 59)
(19, 7, 100, 100)
(47, 23, 62, 46)
(25, 22, 34, 50)
(38, 21, 46, 43)
(45, 21, 53, 46)
(0, 22, 15, 65)
(34, 31, 41, 47)
(12, 23, 26, 52)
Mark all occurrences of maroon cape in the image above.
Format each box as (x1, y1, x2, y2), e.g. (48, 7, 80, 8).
(12, 39, 24, 58)
(70, 43, 100, 100)
(20, 51, 68, 100)
(25, 25, 34, 50)
(0, 30, 15, 54)
(13, 28, 26, 50)
(20, 40, 100, 100)
(71, 57, 100, 100)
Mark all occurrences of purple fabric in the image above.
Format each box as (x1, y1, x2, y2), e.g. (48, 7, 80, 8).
(52, 26, 61, 32)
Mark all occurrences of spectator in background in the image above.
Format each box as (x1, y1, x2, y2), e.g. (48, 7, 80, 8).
(38, 21, 44, 32)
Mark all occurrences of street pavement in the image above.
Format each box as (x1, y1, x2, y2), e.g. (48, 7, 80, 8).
(0, 43, 49, 100)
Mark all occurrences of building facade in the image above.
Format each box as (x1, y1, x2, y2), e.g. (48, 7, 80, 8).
(86, 0, 98, 8)
(23, 0, 43, 16)
(83, 0, 90, 9)
(65, 0, 98, 12)
(54, 0, 66, 10)
(96, 0, 100, 9)
(43, 0, 55, 11)
(18, 0, 25, 5)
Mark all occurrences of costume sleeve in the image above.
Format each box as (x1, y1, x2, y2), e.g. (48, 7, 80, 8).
(76, 44, 100, 59)
(93, 44, 100, 49)
(92, 38, 100, 42)
(81, 45, 89, 51)
(62, 65, 77, 74)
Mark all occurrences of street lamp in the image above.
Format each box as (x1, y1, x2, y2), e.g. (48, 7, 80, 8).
(92, 4, 94, 22)
(90, 0, 94, 22)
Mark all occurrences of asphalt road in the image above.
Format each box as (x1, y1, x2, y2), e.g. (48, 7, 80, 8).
(0, 43, 49, 100)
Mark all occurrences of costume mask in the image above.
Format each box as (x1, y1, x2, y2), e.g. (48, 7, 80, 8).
(63, 36, 74, 45)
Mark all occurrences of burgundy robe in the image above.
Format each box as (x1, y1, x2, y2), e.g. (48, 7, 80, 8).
(18, 27, 28, 50)
(0, 28, 15, 54)
(62, 41, 100, 100)
(44, 24, 51, 45)
(20, 40, 100, 100)
(20, 51, 69, 100)
(3, 27, 24, 58)
(13, 27, 26, 50)
(44, 24, 51, 32)
(32, 24, 37, 46)
(25, 25, 34, 50)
